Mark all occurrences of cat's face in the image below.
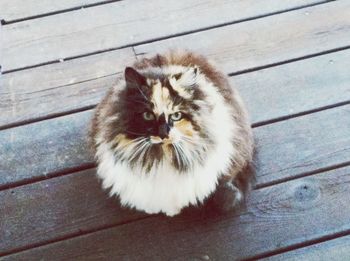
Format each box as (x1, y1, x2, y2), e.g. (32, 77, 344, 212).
(109, 67, 213, 172)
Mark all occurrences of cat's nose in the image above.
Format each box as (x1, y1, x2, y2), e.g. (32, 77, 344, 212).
(158, 123, 170, 139)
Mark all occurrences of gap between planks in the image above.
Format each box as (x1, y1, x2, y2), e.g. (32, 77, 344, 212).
(0, 102, 349, 191)
(1, 45, 350, 192)
(1, 96, 349, 133)
(0, 0, 123, 25)
(261, 234, 350, 260)
(0, 162, 96, 191)
(1, 1, 348, 256)
(0, 103, 346, 254)
(1, 0, 332, 74)
(247, 228, 350, 260)
(0, 213, 152, 258)
(2, 165, 350, 259)
(2, 46, 350, 132)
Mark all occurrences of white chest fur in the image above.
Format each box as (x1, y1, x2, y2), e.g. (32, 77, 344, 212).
(96, 141, 232, 216)
(96, 101, 236, 216)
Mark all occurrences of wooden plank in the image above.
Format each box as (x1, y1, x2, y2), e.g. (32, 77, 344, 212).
(0, 110, 93, 188)
(264, 235, 350, 261)
(0, 0, 111, 22)
(2, 0, 326, 71)
(3, 165, 350, 260)
(2, 47, 350, 130)
(0, 169, 145, 254)
(233, 50, 350, 124)
(0, 107, 349, 254)
(0, 47, 135, 128)
(135, 1, 350, 75)
(255, 105, 350, 186)
(1, 92, 349, 189)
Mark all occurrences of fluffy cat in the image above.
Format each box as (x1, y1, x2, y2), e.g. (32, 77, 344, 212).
(89, 50, 254, 216)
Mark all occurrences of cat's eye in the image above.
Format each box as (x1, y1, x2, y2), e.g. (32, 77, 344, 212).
(170, 112, 183, 121)
(143, 111, 155, 121)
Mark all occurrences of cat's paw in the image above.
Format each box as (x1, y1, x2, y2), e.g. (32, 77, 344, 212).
(164, 207, 181, 217)
(210, 182, 244, 213)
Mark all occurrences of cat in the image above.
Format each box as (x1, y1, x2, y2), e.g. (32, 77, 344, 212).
(89, 50, 254, 216)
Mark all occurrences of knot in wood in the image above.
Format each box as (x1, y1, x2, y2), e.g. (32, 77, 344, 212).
(294, 183, 319, 202)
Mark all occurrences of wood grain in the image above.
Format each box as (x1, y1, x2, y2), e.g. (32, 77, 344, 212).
(0, 110, 93, 188)
(233, 50, 350, 124)
(1, 99, 349, 189)
(0, 169, 145, 254)
(0, 47, 135, 128)
(255, 105, 350, 186)
(2, 47, 350, 129)
(3, 166, 350, 260)
(2, 0, 326, 71)
(1, 0, 349, 258)
(135, 1, 350, 75)
(0, 0, 111, 22)
(0, 107, 349, 254)
(264, 235, 350, 261)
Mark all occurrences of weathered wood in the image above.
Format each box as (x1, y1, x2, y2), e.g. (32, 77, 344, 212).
(0, 107, 349, 254)
(3, 166, 350, 260)
(255, 105, 350, 186)
(0, 0, 111, 22)
(1, 0, 349, 259)
(2, 47, 350, 129)
(0, 110, 93, 188)
(135, 1, 350, 75)
(2, 0, 327, 71)
(264, 235, 350, 260)
(0, 47, 135, 128)
(233, 50, 350, 124)
(1, 99, 349, 189)
(0, 169, 145, 254)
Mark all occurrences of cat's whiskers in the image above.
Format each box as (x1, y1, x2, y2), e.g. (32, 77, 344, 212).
(114, 137, 144, 156)
(139, 143, 151, 162)
(172, 144, 182, 167)
(129, 138, 150, 162)
(180, 137, 201, 147)
(175, 142, 192, 168)
(180, 136, 208, 163)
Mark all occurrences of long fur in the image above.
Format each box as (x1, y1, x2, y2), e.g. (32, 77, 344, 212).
(89, 50, 254, 216)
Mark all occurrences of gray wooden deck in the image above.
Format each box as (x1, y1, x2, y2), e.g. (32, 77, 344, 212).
(1, 1, 350, 260)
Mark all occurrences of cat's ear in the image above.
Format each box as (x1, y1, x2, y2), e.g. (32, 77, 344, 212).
(173, 66, 199, 89)
(125, 67, 146, 88)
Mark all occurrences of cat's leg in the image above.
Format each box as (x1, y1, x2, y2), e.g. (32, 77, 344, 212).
(210, 178, 243, 212)
(210, 164, 255, 213)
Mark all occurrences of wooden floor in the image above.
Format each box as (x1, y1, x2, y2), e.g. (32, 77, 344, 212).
(1, 0, 350, 260)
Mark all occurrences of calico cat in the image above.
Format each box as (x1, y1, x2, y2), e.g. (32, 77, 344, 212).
(89, 50, 254, 216)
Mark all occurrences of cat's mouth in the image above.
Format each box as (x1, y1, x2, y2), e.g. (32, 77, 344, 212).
(150, 136, 173, 145)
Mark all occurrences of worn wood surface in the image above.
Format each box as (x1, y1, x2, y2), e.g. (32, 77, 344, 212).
(2, 0, 327, 71)
(229, 50, 350, 124)
(1, 0, 350, 259)
(255, 105, 350, 186)
(0, 169, 145, 254)
(0, 0, 112, 22)
(3, 166, 350, 260)
(0, 48, 135, 128)
(264, 235, 350, 261)
(1, 106, 349, 254)
(2, 44, 350, 129)
(1, 91, 348, 190)
(0, 110, 93, 188)
(135, 1, 350, 75)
